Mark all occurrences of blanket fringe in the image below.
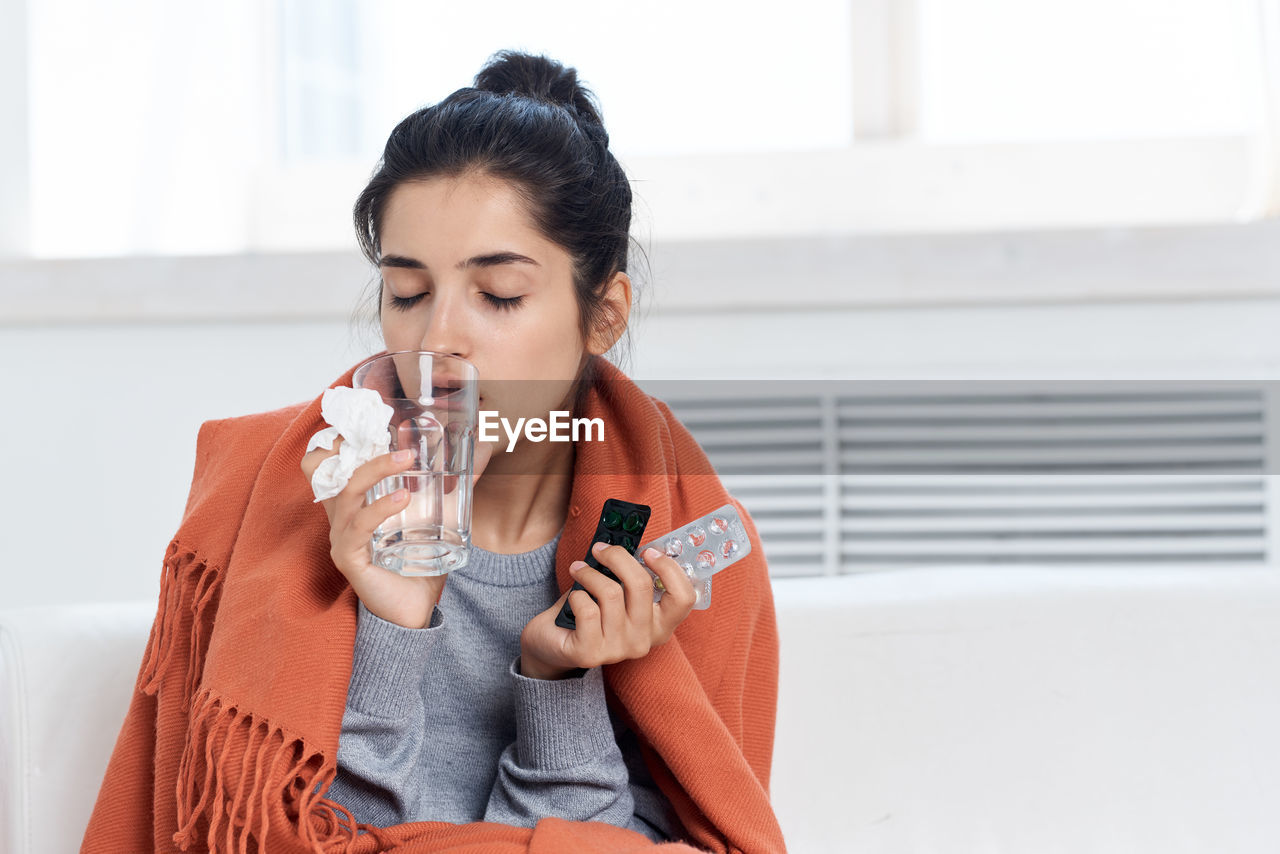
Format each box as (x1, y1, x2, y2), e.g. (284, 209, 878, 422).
(173, 686, 363, 853)
(139, 537, 362, 852)
(138, 539, 222, 701)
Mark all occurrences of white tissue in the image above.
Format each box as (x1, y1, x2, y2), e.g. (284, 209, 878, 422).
(306, 386, 394, 502)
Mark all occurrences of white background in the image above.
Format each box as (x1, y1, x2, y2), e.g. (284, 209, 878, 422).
(4, 0, 1280, 607)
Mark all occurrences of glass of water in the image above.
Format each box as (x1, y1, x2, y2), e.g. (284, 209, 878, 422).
(352, 350, 479, 576)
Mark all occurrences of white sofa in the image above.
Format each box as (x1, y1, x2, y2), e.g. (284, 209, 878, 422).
(3, 568, 1279, 853)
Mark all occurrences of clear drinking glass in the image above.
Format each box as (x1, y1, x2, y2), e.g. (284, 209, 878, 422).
(352, 350, 479, 576)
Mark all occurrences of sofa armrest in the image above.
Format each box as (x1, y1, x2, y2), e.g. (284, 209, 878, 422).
(0, 602, 154, 854)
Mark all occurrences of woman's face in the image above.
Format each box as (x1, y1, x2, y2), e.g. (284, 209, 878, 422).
(377, 172, 612, 445)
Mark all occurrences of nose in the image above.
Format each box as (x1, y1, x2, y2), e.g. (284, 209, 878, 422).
(417, 286, 468, 359)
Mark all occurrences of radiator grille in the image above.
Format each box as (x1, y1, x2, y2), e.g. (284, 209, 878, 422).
(661, 385, 1271, 575)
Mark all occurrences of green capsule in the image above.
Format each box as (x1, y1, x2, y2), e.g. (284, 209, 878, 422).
(603, 509, 623, 528)
(623, 512, 643, 533)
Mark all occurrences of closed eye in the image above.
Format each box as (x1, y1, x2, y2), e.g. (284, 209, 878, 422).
(482, 293, 525, 311)
(386, 292, 526, 312)
(388, 293, 424, 311)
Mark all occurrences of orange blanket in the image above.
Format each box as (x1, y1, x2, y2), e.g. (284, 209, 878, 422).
(82, 354, 785, 853)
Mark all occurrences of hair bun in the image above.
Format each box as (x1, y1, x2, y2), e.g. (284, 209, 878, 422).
(474, 50, 605, 128)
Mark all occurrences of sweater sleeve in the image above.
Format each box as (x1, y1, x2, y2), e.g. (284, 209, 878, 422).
(324, 598, 445, 828)
(483, 655, 675, 843)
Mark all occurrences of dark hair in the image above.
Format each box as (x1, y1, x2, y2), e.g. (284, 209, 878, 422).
(352, 50, 646, 389)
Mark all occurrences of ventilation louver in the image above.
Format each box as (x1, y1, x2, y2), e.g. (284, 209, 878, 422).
(660, 384, 1269, 575)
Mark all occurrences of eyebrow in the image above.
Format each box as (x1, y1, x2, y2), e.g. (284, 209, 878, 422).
(378, 251, 540, 270)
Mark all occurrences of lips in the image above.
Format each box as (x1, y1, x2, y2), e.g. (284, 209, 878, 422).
(430, 374, 463, 396)
(429, 378, 480, 405)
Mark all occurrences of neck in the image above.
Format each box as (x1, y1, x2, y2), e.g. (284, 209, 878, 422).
(470, 437, 575, 554)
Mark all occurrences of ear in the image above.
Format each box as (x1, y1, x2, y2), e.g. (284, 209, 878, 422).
(586, 272, 632, 356)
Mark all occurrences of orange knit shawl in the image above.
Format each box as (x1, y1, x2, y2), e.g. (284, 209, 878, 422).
(81, 355, 785, 853)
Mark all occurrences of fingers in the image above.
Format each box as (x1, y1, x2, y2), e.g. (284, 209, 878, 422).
(302, 434, 415, 539)
(565, 588, 604, 653)
(335, 449, 415, 517)
(572, 543, 668, 660)
(569, 564, 629, 646)
(534, 544, 700, 674)
(300, 436, 412, 504)
(644, 548, 698, 642)
(347, 486, 410, 544)
(592, 543, 658, 627)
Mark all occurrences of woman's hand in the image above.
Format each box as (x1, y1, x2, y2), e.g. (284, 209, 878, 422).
(519, 542, 699, 680)
(300, 436, 492, 629)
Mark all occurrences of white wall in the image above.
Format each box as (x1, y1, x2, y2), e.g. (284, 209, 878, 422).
(2, 321, 364, 609)
(5, 294, 1280, 609)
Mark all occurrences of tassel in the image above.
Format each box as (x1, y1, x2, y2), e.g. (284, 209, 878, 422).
(136, 541, 367, 851)
(138, 539, 221, 699)
(184, 563, 224, 704)
(172, 685, 361, 853)
(240, 722, 274, 853)
(226, 718, 258, 853)
(138, 539, 186, 694)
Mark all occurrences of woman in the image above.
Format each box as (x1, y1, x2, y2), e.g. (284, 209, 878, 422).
(83, 51, 784, 854)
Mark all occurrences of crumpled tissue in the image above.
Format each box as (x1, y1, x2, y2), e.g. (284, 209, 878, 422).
(306, 386, 394, 502)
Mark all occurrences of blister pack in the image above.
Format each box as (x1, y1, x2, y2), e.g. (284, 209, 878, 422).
(554, 498, 651, 631)
(637, 502, 753, 611)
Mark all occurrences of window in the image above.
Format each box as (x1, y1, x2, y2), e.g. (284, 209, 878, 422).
(916, 0, 1265, 142)
(9, 1, 1279, 259)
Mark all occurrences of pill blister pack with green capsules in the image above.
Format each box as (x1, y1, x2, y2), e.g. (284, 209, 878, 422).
(638, 502, 753, 611)
(554, 498, 652, 631)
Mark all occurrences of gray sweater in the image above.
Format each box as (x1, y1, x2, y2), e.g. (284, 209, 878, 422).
(323, 530, 675, 843)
